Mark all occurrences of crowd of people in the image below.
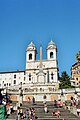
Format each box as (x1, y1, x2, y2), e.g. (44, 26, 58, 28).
(43, 99, 62, 118)
(70, 96, 80, 117)
(43, 97, 80, 119)
(1, 96, 14, 118)
(1, 96, 38, 120)
(1, 95, 80, 119)
(16, 106, 38, 120)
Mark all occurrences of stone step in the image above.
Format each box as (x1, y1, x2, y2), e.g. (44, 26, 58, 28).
(38, 117, 78, 119)
(8, 102, 80, 120)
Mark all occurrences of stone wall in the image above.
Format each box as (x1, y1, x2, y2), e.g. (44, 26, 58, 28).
(5, 88, 80, 102)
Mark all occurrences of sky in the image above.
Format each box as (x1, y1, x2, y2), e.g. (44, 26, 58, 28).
(0, 0, 80, 76)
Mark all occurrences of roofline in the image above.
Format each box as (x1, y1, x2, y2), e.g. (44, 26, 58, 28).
(71, 61, 80, 68)
(0, 70, 25, 74)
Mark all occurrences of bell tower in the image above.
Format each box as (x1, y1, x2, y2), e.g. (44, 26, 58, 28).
(26, 42, 37, 69)
(46, 40, 57, 60)
(46, 40, 58, 83)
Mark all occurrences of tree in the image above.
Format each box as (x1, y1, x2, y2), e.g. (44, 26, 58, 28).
(76, 50, 80, 62)
(59, 71, 71, 89)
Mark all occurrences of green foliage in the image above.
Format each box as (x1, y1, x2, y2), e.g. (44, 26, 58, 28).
(76, 50, 80, 61)
(59, 71, 71, 89)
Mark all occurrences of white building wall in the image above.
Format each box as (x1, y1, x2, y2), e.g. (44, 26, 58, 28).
(0, 71, 25, 88)
(25, 60, 58, 84)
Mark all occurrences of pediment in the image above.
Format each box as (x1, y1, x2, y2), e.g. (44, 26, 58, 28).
(47, 45, 56, 50)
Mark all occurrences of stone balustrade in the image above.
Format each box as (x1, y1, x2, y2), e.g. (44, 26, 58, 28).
(3, 86, 80, 101)
(6, 87, 80, 95)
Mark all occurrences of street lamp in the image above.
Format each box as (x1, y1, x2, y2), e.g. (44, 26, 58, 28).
(61, 89, 63, 96)
(19, 82, 23, 106)
(60, 89, 65, 102)
(19, 83, 23, 96)
(75, 88, 77, 94)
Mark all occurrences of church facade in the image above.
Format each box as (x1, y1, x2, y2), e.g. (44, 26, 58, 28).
(0, 40, 59, 91)
(1, 40, 79, 102)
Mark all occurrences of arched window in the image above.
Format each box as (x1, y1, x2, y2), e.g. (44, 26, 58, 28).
(29, 53, 32, 60)
(50, 52, 53, 58)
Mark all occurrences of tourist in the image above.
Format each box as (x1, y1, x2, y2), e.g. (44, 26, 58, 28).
(70, 96, 74, 107)
(54, 110, 60, 118)
(54, 100, 58, 108)
(73, 98, 76, 107)
(57, 99, 63, 108)
(10, 104, 13, 113)
(25, 109, 29, 120)
(2, 98, 6, 105)
(28, 97, 30, 104)
(76, 97, 79, 106)
(32, 97, 35, 105)
(31, 108, 35, 120)
(63, 101, 67, 110)
(43, 95, 47, 104)
(16, 106, 20, 120)
(52, 109, 55, 116)
(44, 103, 48, 113)
(77, 107, 80, 116)
(6, 104, 11, 116)
(13, 104, 17, 112)
(20, 107, 23, 119)
(29, 108, 32, 118)
(57, 99, 61, 107)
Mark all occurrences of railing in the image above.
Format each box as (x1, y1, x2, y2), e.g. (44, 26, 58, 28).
(6, 87, 80, 95)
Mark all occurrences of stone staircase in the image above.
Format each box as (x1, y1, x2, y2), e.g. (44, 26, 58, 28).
(7, 101, 80, 120)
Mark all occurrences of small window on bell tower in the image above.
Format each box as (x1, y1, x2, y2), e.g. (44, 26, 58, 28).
(29, 53, 32, 60)
(50, 52, 53, 58)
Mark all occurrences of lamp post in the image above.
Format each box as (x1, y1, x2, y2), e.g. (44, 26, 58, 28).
(19, 82, 23, 106)
(75, 88, 77, 94)
(61, 89, 65, 102)
(61, 89, 63, 96)
(74, 88, 78, 100)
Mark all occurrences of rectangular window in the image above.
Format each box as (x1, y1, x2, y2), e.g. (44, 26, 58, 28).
(51, 72, 54, 80)
(4, 84, 6, 86)
(14, 80, 16, 84)
(29, 73, 31, 81)
(14, 74, 16, 78)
